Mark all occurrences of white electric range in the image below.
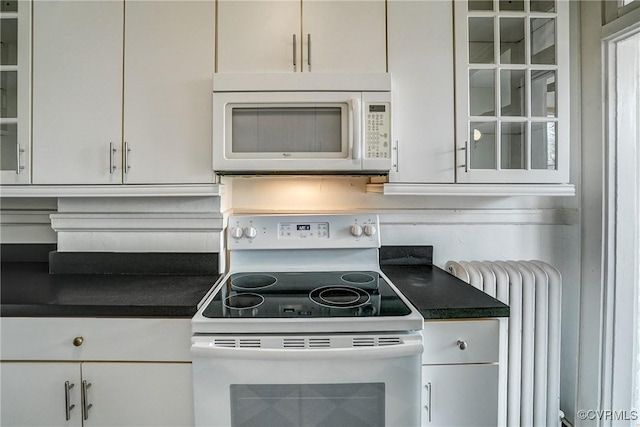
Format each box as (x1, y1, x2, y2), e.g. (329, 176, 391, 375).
(191, 214, 423, 427)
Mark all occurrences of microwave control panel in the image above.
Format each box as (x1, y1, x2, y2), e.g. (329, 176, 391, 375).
(364, 103, 391, 159)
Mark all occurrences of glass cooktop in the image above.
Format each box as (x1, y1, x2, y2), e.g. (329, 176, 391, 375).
(202, 271, 412, 319)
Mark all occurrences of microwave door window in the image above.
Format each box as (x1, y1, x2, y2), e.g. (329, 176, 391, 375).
(231, 107, 344, 156)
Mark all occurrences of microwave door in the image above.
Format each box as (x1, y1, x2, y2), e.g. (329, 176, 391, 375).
(213, 92, 365, 173)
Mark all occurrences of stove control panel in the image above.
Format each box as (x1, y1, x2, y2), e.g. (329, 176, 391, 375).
(227, 214, 381, 250)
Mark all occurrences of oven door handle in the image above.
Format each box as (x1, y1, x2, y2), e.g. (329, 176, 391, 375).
(191, 341, 423, 361)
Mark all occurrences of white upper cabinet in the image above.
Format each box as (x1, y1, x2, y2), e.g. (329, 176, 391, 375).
(216, 0, 386, 73)
(32, 0, 123, 184)
(454, 0, 570, 184)
(0, 0, 31, 184)
(123, 0, 214, 184)
(32, 0, 214, 185)
(387, 0, 456, 183)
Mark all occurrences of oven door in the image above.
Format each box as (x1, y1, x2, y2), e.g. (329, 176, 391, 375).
(191, 333, 422, 427)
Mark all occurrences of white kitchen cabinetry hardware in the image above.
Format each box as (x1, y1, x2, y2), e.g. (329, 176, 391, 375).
(0, 0, 31, 184)
(421, 319, 507, 426)
(454, 0, 570, 184)
(216, 0, 386, 73)
(386, 0, 455, 184)
(32, 0, 214, 185)
(0, 318, 194, 426)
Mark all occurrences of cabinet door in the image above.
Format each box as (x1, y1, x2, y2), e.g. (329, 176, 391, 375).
(301, 1, 386, 73)
(421, 364, 499, 427)
(81, 362, 194, 427)
(454, 0, 570, 184)
(387, 0, 455, 183)
(32, 0, 123, 184)
(123, 1, 214, 184)
(0, 362, 82, 427)
(0, 0, 31, 184)
(216, 0, 300, 73)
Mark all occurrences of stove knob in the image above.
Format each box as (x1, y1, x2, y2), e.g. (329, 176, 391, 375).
(244, 227, 257, 239)
(230, 227, 244, 239)
(350, 225, 363, 237)
(364, 225, 377, 237)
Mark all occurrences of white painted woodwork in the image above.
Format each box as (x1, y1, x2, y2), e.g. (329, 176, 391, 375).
(32, 1, 214, 185)
(421, 364, 500, 426)
(369, 183, 576, 196)
(421, 319, 504, 426)
(301, 1, 386, 73)
(386, 0, 455, 183)
(454, 0, 571, 184)
(123, 1, 214, 184)
(216, 0, 385, 73)
(0, 362, 82, 427)
(0, 362, 194, 427)
(80, 363, 194, 427)
(421, 319, 500, 365)
(0, 0, 31, 184)
(0, 184, 224, 197)
(32, 0, 123, 184)
(216, 0, 300, 73)
(0, 318, 193, 361)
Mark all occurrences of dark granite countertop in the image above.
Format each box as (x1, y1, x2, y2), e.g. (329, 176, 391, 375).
(0, 262, 219, 318)
(380, 246, 509, 320)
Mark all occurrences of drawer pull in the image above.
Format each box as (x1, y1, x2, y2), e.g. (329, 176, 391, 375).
(457, 340, 467, 350)
(73, 336, 84, 347)
(64, 381, 75, 421)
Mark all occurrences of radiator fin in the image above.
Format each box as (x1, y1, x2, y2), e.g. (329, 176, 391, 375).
(446, 259, 562, 427)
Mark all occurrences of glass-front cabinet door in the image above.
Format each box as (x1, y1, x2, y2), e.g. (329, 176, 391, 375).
(1, 0, 30, 184)
(454, 0, 569, 183)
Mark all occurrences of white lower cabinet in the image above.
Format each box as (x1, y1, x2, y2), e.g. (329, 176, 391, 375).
(0, 318, 194, 427)
(421, 319, 506, 427)
(0, 362, 193, 427)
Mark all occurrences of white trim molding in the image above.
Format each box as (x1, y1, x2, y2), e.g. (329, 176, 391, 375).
(367, 183, 576, 197)
(0, 184, 224, 198)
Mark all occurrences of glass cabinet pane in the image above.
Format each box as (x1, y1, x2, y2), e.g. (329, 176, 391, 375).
(1, 71, 17, 118)
(468, 0, 493, 11)
(1, 18, 18, 65)
(499, 0, 524, 11)
(1, 1, 17, 12)
(500, 18, 525, 64)
(500, 69, 525, 116)
(470, 122, 496, 169)
(1, 123, 17, 171)
(469, 17, 494, 64)
(531, 70, 556, 117)
(530, 0, 555, 13)
(531, 18, 556, 64)
(501, 122, 526, 169)
(470, 70, 496, 116)
(531, 121, 557, 169)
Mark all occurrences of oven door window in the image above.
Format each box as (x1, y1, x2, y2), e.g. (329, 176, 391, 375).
(230, 383, 384, 427)
(228, 104, 348, 158)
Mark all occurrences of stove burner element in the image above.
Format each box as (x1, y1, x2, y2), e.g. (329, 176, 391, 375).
(309, 286, 371, 309)
(223, 293, 265, 310)
(341, 273, 376, 285)
(231, 274, 277, 290)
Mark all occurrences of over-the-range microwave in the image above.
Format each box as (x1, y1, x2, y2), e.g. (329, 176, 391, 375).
(212, 73, 392, 175)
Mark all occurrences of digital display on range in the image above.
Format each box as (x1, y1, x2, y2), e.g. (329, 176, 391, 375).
(297, 224, 311, 231)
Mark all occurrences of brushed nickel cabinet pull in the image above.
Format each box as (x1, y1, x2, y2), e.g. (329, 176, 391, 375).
(64, 381, 75, 421)
(292, 34, 297, 72)
(109, 143, 117, 174)
(16, 144, 25, 174)
(81, 380, 92, 421)
(124, 141, 131, 173)
(307, 33, 311, 71)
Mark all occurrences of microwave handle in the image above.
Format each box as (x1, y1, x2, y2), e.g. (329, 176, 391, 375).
(351, 98, 362, 160)
(191, 340, 422, 361)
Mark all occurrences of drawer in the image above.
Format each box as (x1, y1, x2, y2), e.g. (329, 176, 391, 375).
(422, 319, 499, 365)
(0, 317, 192, 361)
